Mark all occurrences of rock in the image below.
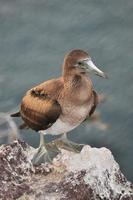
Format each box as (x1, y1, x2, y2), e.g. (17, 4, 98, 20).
(0, 140, 133, 200)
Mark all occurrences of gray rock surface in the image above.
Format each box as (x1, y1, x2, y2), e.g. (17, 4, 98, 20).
(0, 140, 133, 200)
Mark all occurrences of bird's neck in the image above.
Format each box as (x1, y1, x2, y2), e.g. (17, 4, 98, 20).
(63, 71, 92, 91)
(62, 72, 93, 105)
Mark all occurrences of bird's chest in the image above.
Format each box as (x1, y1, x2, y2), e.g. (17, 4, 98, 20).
(60, 102, 91, 125)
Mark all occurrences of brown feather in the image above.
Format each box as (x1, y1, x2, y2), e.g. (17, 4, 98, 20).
(89, 90, 98, 117)
(10, 112, 21, 117)
(20, 86, 62, 131)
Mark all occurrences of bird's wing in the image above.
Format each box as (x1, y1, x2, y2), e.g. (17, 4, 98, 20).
(19, 87, 62, 131)
(89, 90, 99, 117)
(10, 78, 63, 131)
(83, 90, 98, 123)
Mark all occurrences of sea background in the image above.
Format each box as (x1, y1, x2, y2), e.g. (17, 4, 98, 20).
(0, 0, 133, 181)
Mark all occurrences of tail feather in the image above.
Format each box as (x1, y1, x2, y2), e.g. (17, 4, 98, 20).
(10, 111, 21, 117)
(19, 123, 29, 129)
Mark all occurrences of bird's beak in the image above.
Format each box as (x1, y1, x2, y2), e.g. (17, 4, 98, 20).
(83, 58, 108, 79)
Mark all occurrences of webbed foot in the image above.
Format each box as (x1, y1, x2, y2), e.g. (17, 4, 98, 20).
(55, 133, 84, 153)
(32, 143, 60, 165)
(32, 132, 60, 165)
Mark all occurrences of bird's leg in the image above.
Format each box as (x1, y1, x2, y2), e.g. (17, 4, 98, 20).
(55, 133, 84, 153)
(32, 131, 60, 165)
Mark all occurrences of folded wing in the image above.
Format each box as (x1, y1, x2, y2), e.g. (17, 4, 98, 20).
(19, 88, 61, 131)
(89, 90, 98, 117)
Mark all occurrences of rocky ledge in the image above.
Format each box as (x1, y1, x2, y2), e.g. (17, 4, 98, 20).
(0, 140, 133, 200)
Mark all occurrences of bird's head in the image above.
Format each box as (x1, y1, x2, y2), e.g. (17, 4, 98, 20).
(63, 49, 108, 79)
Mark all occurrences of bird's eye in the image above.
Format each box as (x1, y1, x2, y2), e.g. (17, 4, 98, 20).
(78, 61, 82, 65)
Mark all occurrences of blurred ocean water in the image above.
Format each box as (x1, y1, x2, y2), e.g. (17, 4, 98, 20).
(0, 0, 133, 181)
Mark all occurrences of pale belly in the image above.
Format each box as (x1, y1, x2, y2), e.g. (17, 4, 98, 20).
(43, 103, 92, 135)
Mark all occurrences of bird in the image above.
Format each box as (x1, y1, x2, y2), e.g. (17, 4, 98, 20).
(11, 49, 108, 164)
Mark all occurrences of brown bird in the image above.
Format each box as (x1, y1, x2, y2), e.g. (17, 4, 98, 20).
(11, 49, 108, 164)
